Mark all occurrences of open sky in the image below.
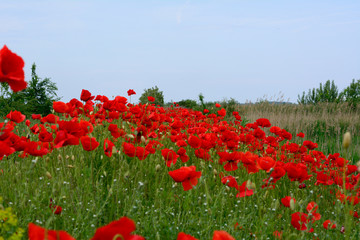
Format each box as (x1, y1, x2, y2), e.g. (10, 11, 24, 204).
(1, 0, 359, 103)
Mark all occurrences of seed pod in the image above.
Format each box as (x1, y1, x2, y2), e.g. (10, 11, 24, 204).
(290, 198, 295, 210)
(343, 132, 351, 149)
(46, 171, 52, 179)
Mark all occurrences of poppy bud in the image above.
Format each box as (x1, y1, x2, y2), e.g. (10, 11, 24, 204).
(112, 147, 117, 154)
(357, 161, 360, 172)
(343, 132, 351, 149)
(46, 171, 52, 179)
(246, 180, 256, 190)
(71, 155, 75, 160)
(213, 169, 218, 176)
(126, 134, 134, 139)
(290, 198, 295, 210)
(141, 136, 146, 143)
(156, 164, 161, 172)
(57, 154, 62, 160)
(67, 165, 74, 168)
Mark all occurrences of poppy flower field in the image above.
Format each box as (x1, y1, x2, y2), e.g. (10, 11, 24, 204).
(1, 46, 360, 240)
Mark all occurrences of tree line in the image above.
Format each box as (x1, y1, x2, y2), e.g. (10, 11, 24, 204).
(297, 79, 360, 107)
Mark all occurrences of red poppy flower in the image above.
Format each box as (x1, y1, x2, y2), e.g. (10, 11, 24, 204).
(80, 136, 99, 151)
(291, 212, 309, 231)
(127, 89, 136, 96)
(104, 138, 115, 157)
(135, 146, 149, 161)
(0, 141, 16, 160)
(28, 223, 75, 240)
(0, 45, 27, 92)
(188, 135, 201, 149)
(161, 148, 178, 167)
(303, 140, 318, 150)
(270, 166, 286, 182)
(258, 157, 275, 172)
(6, 110, 25, 123)
(237, 181, 254, 198)
(213, 230, 235, 240)
(24, 141, 49, 157)
(297, 132, 305, 138)
(256, 118, 271, 128)
(218, 151, 241, 171)
(168, 166, 202, 191)
(31, 114, 42, 120)
(53, 101, 69, 113)
(177, 232, 198, 240)
(49, 199, 62, 215)
(221, 175, 239, 189)
(215, 103, 221, 108)
(80, 89, 95, 102)
(177, 147, 189, 162)
(323, 220, 336, 229)
(217, 108, 226, 117)
(281, 196, 295, 208)
(147, 96, 155, 102)
(123, 142, 136, 158)
(91, 217, 144, 240)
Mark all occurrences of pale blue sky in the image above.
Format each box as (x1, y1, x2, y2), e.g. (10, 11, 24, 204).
(1, 0, 359, 103)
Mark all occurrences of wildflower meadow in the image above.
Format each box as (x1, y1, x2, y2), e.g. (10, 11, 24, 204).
(0, 46, 360, 240)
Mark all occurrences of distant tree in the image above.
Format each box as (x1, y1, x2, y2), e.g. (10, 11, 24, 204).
(139, 86, 164, 106)
(177, 99, 198, 109)
(198, 93, 206, 110)
(297, 80, 340, 104)
(340, 79, 360, 108)
(24, 63, 59, 115)
(0, 63, 59, 117)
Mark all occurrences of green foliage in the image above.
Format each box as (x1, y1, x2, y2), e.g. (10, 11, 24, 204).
(198, 93, 206, 110)
(0, 63, 59, 117)
(0, 197, 24, 240)
(340, 79, 360, 108)
(176, 99, 198, 109)
(220, 98, 239, 115)
(139, 86, 164, 106)
(297, 80, 340, 104)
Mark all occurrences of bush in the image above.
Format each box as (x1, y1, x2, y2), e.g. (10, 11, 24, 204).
(0, 63, 59, 117)
(139, 86, 164, 106)
(176, 99, 198, 109)
(340, 79, 360, 108)
(297, 80, 340, 104)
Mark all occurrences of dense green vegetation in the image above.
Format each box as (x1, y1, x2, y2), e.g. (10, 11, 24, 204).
(0, 63, 59, 117)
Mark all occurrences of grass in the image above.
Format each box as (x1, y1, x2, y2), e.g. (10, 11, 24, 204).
(1, 101, 360, 239)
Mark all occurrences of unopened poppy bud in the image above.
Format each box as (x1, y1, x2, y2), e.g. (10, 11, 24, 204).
(67, 165, 74, 168)
(290, 198, 295, 210)
(46, 171, 52, 179)
(225, 186, 230, 192)
(57, 154, 62, 160)
(156, 164, 161, 172)
(357, 161, 360, 172)
(213, 169, 218, 175)
(112, 147, 117, 154)
(229, 193, 234, 198)
(246, 180, 256, 190)
(343, 132, 351, 149)
(65, 155, 70, 159)
(126, 134, 134, 139)
(71, 155, 75, 160)
(141, 136, 146, 143)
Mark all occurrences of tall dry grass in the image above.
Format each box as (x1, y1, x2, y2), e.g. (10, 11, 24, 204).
(235, 102, 360, 162)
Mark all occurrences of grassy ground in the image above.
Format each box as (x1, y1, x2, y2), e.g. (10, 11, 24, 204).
(1, 102, 360, 239)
